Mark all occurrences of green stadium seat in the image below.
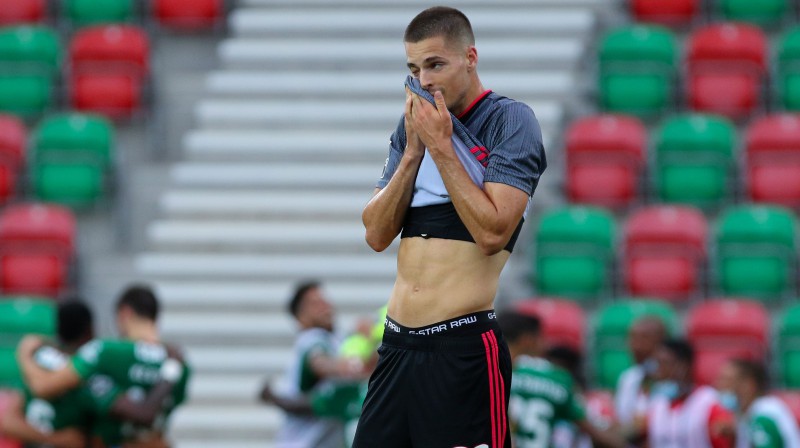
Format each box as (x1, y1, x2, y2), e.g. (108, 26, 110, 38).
(0, 26, 60, 119)
(778, 28, 800, 110)
(715, 205, 796, 300)
(0, 298, 55, 348)
(64, 0, 135, 27)
(778, 304, 800, 387)
(593, 299, 678, 389)
(719, 0, 787, 26)
(29, 113, 114, 207)
(0, 348, 21, 389)
(598, 25, 677, 118)
(533, 206, 616, 300)
(652, 114, 736, 208)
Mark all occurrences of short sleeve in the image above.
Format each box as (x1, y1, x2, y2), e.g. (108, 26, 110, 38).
(376, 116, 407, 189)
(751, 415, 783, 448)
(483, 102, 546, 196)
(71, 340, 104, 380)
(563, 389, 587, 423)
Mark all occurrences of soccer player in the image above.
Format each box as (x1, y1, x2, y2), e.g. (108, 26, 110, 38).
(717, 359, 800, 448)
(356, 6, 546, 447)
(640, 339, 735, 448)
(499, 311, 624, 448)
(16, 286, 190, 447)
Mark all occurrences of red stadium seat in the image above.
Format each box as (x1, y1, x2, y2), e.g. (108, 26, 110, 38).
(746, 114, 800, 207)
(774, 390, 800, 426)
(686, 299, 769, 385)
(687, 23, 767, 120)
(565, 115, 646, 209)
(631, 0, 699, 26)
(623, 206, 707, 301)
(0, 389, 21, 448)
(0, 0, 45, 26)
(153, 0, 224, 29)
(0, 114, 25, 205)
(515, 298, 586, 352)
(0, 204, 76, 298)
(68, 25, 149, 119)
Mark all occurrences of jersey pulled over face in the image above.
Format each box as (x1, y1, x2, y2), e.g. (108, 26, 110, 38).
(404, 35, 476, 117)
(509, 356, 587, 448)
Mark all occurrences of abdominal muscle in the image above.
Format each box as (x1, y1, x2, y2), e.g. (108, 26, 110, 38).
(386, 236, 511, 327)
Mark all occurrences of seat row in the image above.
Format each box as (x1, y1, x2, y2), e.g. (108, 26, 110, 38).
(599, 23, 800, 120)
(0, 0, 224, 30)
(532, 204, 798, 302)
(566, 113, 800, 210)
(0, 113, 115, 208)
(0, 24, 150, 120)
(516, 297, 798, 390)
(632, 0, 792, 28)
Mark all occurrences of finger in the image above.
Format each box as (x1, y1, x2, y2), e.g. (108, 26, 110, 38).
(433, 91, 447, 116)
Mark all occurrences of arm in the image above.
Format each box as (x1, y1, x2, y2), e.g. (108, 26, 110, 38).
(576, 419, 626, 448)
(0, 391, 85, 448)
(362, 89, 425, 252)
(308, 352, 366, 381)
(409, 92, 531, 256)
(110, 357, 183, 426)
(707, 404, 736, 448)
(259, 383, 314, 416)
(16, 336, 81, 400)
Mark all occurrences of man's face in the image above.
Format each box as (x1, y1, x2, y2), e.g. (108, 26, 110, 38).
(298, 287, 334, 332)
(629, 321, 661, 364)
(654, 346, 685, 383)
(716, 361, 738, 392)
(404, 35, 476, 115)
(115, 306, 131, 338)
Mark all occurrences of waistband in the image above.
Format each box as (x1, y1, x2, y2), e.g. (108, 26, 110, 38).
(382, 310, 502, 352)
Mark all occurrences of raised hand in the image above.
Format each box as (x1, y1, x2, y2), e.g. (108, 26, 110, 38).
(409, 90, 453, 156)
(404, 87, 426, 160)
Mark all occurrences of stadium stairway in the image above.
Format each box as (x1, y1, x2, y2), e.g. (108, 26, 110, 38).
(132, 0, 606, 446)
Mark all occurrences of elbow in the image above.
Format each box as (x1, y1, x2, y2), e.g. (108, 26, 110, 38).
(475, 232, 507, 256)
(364, 230, 391, 252)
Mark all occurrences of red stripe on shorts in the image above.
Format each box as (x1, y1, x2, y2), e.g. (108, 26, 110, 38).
(488, 331, 507, 446)
(482, 332, 498, 448)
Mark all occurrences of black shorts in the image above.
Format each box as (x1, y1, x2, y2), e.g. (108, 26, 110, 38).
(352, 310, 512, 448)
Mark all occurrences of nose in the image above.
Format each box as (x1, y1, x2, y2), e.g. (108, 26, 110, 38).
(419, 70, 434, 91)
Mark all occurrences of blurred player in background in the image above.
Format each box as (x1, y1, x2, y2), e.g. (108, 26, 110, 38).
(499, 310, 625, 448)
(16, 286, 190, 447)
(269, 281, 368, 448)
(717, 359, 800, 448)
(635, 339, 735, 448)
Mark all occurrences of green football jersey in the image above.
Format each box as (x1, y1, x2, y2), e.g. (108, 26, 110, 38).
(71, 339, 192, 446)
(509, 355, 587, 448)
(742, 396, 800, 448)
(311, 381, 367, 448)
(23, 346, 118, 437)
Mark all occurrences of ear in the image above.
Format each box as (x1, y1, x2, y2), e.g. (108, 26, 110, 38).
(466, 45, 478, 71)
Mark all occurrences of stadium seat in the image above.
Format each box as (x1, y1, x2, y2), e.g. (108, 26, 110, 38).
(515, 297, 586, 352)
(745, 114, 800, 206)
(0, 204, 76, 297)
(69, 25, 149, 118)
(565, 115, 646, 208)
(593, 299, 678, 388)
(686, 299, 769, 385)
(623, 205, 707, 301)
(0, 114, 25, 204)
(64, 0, 135, 27)
(0, 0, 45, 26)
(718, 0, 787, 26)
(777, 304, 800, 387)
(29, 113, 114, 207)
(0, 388, 22, 448)
(773, 390, 800, 424)
(533, 206, 616, 300)
(0, 26, 60, 119)
(652, 114, 737, 208)
(686, 23, 767, 120)
(778, 28, 800, 111)
(0, 298, 55, 347)
(630, 0, 698, 27)
(715, 205, 796, 300)
(598, 25, 677, 118)
(153, 0, 224, 29)
(0, 348, 21, 389)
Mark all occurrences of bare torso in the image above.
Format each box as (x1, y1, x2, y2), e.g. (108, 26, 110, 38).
(387, 236, 510, 327)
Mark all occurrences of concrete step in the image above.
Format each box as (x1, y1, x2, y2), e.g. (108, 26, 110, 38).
(205, 70, 573, 100)
(171, 404, 279, 440)
(162, 310, 370, 345)
(136, 253, 398, 280)
(194, 98, 561, 129)
(240, 0, 607, 9)
(170, 163, 379, 189)
(181, 128, 554, 162)
(230, 8, 593, 37)
(147, 221, 373, 252)
(186, 346, 292, 374)
(154, 280, 393, 312)
(187, 373, 265, 404)
(219, 37, 584, 70)
(159, 190, 370, 219)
